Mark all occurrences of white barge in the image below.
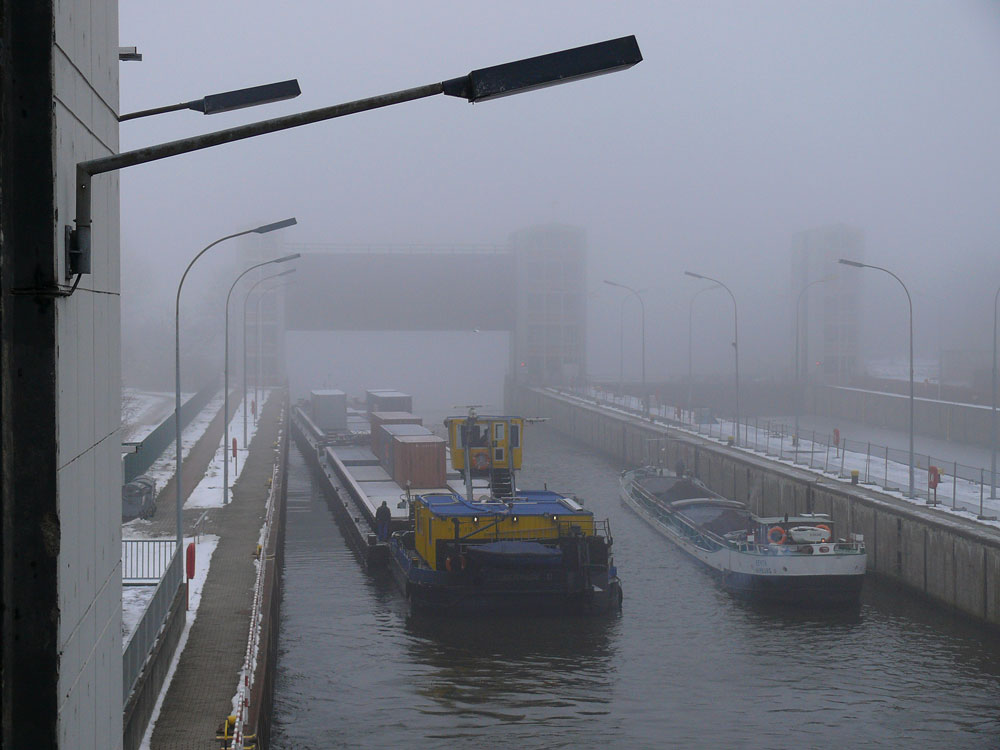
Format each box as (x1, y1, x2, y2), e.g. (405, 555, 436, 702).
(620, 466, 866, 605)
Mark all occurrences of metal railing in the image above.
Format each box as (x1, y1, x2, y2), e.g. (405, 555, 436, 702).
(562, 386, 1000, 519)
(123, 540, 182, 703)
(122, 539, 177, 585)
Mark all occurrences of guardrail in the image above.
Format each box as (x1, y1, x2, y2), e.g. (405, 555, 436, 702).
(122, 539, 177, 585)
(123, 377, 219, 483)
(565, 386, 1000, 519)
(123, 540, 182, 704)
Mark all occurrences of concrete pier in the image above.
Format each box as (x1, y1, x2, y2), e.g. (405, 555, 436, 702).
(143, 391, 289, 749)
(510, 385, 1000, 626)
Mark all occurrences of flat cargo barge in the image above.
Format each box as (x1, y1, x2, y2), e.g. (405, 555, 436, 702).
(292, 390, 622, 615)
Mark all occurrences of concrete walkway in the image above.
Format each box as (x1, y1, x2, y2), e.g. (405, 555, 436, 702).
(143, 390, 237, 538)
(149, 391, 286, 749)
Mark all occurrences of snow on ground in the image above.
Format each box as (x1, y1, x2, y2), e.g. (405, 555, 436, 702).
(122, 389, 192, 444)
(133, 392, 224, 491)
(565, 386, 1000, 531)
(185, 390, 271, 509)
(122, 586, 155, 645)
(866, 358, 939, 383)
(137, 533, 219, 750)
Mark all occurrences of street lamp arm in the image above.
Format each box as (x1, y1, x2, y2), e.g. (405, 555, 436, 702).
(685, 270, 739, 444)
(175, 230, 253, 316)
(840, 258, 915, 497)
(71, 36, 642, 272)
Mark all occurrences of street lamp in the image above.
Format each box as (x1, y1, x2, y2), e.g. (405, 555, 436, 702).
(119, 79, 301, 122)
(174, 218, 296, 547)
(224, 254, 300, 503)
(242, 269, 296, 445)
(688, 284, 721, 410)
(63, 36, 642, 286)
(840, 258, 914, 498)
(604, 280, 646, 415)
(793, 277, 833, 445)
(992, 285, 999, 498)
(685, 271, 739, 445)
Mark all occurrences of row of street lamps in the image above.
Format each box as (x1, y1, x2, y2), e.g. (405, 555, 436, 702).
(608, 261, 999, 502)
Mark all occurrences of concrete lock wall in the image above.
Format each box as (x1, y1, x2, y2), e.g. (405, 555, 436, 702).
(510, 386, 1000, 627)
(809, 385, 994, 446)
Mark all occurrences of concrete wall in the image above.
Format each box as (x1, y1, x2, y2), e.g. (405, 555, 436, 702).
(54, 0, 123, 745)
(1, 1, 121, 746)
(810, 384, 994, 447)
(510, 386, 1000, 626)
(54, 1, 123, 745)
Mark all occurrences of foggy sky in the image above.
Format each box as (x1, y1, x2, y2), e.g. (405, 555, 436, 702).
(118, 1, 1000, 398)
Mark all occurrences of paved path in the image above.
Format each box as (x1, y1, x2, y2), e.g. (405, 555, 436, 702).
(149, 391, 285, 749)
(143, 390, 238, 538)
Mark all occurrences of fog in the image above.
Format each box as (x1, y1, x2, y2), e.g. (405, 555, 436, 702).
(118, 1, 1000, 402)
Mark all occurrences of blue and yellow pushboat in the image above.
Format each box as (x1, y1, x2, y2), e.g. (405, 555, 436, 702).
(389, 410, 622, 615)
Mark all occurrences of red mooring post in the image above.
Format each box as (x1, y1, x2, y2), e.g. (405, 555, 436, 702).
(232, 437, 238, 475)
(186, 542, 195, 610)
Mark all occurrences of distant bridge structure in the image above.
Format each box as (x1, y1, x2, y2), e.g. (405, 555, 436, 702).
(279, 225, 588, 385)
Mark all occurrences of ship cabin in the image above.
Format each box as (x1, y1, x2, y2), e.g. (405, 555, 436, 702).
(444, 414, 524, 477)
(410, 491, 595, 571)
(752, 513, 837, 548)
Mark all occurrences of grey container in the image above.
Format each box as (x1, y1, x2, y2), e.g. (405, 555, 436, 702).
(311, 389, 347, 432)
(365, 389, 412, 414)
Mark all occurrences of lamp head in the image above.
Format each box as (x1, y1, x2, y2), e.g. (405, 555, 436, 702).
(838, 259, 865, 268)
(253, 217, 297, 234)
(442, 35, 642, 103)
(196, 80, 301, 115)
(684, 271, 704, 279)
(274, 252, 301, 264)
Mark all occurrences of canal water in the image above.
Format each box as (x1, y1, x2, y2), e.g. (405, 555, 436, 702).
(273, 427, 1000, 748)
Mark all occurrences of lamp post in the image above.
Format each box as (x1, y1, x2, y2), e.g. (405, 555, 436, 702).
(840, 259, 914, 498)
(120, 79, 301, 122)
(688, 284, 721, 410)
(618, 295, 626, 393)
(794, 277, 833, 445)
(224, 254, 300, 503)
(243, 270, 296, 445)
(253, 280, 294, 425)
(992, 285, 999, 498)
(605, 280, 646, 415)
(174, 218, 296, 547)
(64, 37, 642, 286)
(685, 271, 739, 445)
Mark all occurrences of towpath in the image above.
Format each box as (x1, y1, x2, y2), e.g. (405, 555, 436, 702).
(148, 391, 286, 749)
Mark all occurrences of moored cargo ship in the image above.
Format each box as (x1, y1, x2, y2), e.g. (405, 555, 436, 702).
(620, 466, 866, 605)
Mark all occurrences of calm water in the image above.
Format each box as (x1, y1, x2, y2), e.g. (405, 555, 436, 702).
(273, 428, 1000, 749)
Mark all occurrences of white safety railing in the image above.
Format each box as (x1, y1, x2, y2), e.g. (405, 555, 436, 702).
(122, 538, 177, 585)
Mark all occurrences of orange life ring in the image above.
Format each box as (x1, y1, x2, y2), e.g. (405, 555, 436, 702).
(767, 526, 787, 545)
(472, 451, 490, 471)
(815, 523, 832, 542)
